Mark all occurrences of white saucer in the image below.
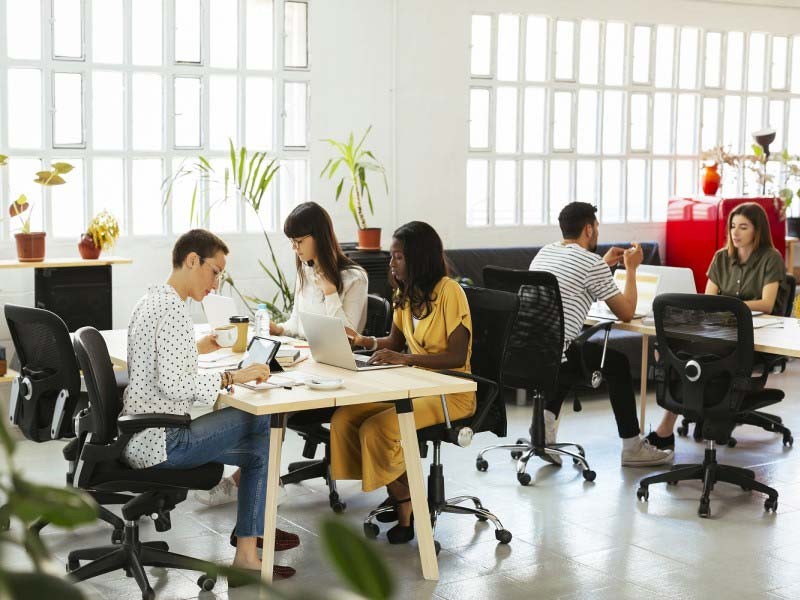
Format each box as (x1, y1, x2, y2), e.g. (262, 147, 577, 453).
(306, 378, 344, 391)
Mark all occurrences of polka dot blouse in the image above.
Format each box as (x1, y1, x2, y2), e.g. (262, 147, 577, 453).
(121, 284, 219, 469)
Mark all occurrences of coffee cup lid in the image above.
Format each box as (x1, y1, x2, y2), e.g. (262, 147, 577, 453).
(230, 315, 250, 323)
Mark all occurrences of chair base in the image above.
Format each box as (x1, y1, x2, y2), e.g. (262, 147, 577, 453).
(68, 521, 217, 600)
(636, 443, 779, 518)
(363, 444, 512, 552)
(27, 492, 129, 543)
(476, 390, 595, 485)
(281, 457, 346, 513)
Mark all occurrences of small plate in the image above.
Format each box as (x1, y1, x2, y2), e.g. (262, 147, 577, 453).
(306, 377, 344, 391)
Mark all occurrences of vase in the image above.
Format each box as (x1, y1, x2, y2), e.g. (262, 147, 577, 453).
(78, 234, 101, 259)
(356, 227, 381, 251)
(701, 164, 721, 196)
(15, 232, 46, 262)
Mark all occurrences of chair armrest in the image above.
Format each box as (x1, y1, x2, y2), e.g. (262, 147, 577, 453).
(118, 413, 192, 434)
(436, 370, 498, 443)
(571, 321, 614, 385)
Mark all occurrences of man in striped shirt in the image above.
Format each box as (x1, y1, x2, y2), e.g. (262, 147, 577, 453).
(531, 202, 673, 467)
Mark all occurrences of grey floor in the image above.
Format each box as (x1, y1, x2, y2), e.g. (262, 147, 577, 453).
(5, 362, 800, 600)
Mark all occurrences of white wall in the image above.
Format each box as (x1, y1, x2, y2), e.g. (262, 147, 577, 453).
(2, 0, 800, 354)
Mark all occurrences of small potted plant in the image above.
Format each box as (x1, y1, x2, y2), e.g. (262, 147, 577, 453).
(320, 126, 388, 250)
(0, 155, 73, 262)
(79, 210, 120, 259)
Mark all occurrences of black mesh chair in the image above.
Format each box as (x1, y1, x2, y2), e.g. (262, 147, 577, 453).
(3, 304, 127, 541)
(476, 267, 606, 485)
(280, 294, 394, 512)
(68, 327, 223, 599)
(636, 294, 782, 518)
(678, 272, 795, 448)
(363, 286, 518, 552)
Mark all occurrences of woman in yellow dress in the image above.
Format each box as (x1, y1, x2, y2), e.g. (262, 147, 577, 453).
(331, 221, 475, 544)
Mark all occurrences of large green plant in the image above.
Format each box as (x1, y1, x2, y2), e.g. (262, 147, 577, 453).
(320, 126, 388, 230)
(163, 140, 293, 319)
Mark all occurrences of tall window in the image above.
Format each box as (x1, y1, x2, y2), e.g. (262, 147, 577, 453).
(467, 14, 800, 226)
(0, 0, 310, 240)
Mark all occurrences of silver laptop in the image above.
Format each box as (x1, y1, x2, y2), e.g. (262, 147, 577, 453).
(299, 311, 404, 371)
(588, 270, 659, 320)
(202, 294, 237, 328)
(638, 265, 697, 295)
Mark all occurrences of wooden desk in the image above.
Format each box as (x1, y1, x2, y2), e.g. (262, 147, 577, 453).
(0, 368, 19, 385)
(585, 315, 800, 432)
(0, 256, 132, 269)
(787, 236, 799, 272)
(100, 330, 476, 584)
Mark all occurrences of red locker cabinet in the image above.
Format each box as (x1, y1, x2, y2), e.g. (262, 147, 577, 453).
(666, 196, 786, 292)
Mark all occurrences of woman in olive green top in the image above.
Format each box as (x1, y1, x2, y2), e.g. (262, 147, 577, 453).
(648, 202, 787, 448)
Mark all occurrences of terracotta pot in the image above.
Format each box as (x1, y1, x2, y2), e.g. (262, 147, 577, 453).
(14, 232, 46, 262)
(78, 234, 102, 260)
(356, 227, 381, 251)
(701, 164, 721, 196)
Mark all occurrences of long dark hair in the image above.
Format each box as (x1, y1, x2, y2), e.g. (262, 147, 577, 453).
(283, 202, 360, 293)
(391, 221, 449, 318)
(725, 202, 774, 257)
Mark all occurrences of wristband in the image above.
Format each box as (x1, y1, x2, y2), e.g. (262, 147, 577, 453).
(369, 336, 378, 351)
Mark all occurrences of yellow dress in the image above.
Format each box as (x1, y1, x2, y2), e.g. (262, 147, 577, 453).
(330, 277, 476, 492)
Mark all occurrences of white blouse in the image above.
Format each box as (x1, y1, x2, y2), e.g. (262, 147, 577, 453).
(279, 264, 368, 339)
(120, 284, 219, 469)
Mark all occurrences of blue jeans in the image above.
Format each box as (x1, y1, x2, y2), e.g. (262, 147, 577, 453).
(155, 407, 271, 538)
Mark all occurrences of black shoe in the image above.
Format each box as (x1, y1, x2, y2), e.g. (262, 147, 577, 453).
(386, 499, 414, 544)
(645, 431, 676, 450)
(375, 496, 397, 523)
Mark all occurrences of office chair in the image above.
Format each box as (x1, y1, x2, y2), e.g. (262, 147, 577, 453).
(363, 285, 517, 552)
(3, 304, 128, 541)
(476, 267, 605, 485)
(281, 294, 394, 512)
(677, 272, 795, 448)
(68, 327, 223, 599)
(636, 294, 781, 518)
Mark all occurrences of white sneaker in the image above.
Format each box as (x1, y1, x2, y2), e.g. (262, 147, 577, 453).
(194, 476, 238, 506)
(621, 438, 674, 467)
(543, 410, 562, 466)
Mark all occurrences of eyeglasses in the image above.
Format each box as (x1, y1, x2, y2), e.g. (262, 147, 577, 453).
(290, 234, 311, 249)
(202, 258, 227, 284)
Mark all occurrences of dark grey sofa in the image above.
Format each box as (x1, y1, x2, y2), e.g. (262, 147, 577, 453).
(444, 242, 661, 382)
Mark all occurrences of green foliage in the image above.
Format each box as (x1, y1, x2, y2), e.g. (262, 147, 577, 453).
(162, 139, 293, 319)
(321, 126, 388, 230)
(0, 159, 74, 233)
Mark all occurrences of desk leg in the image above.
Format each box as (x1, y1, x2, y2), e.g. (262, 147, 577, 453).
(396, 399, 439, 581)
(260, 413, 286, 585)
(639, 335, 649, 434)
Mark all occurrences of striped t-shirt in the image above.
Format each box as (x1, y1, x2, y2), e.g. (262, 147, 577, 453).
(530, 242, 620, 359)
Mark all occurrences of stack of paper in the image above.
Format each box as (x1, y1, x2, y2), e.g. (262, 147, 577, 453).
(198, 348, 240, 369)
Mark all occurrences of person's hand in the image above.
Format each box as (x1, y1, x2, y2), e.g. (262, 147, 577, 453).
(345, 326, 368, 348)
(623, 242, 644, 271)
(232, 364, 271, 385)
(269, 320, 284, 335)
(314, 268, 337, 296)
(602, 246, 626, 267)
(367, 349, 410, 366)
(197, 334, 221, 355)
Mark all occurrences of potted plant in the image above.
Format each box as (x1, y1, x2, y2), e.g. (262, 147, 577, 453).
(321, 126, 388, 251)
(0, 156, 73, 262)
(79, 210, 120, 259)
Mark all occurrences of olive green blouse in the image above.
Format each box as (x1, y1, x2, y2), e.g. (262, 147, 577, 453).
(706, 246, 786, 313)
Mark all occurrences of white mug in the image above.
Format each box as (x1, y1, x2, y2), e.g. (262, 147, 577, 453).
(213, 325, 238, 348)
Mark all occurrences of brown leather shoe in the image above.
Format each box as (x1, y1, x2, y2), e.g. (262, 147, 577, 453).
(230, 528, 301, 551)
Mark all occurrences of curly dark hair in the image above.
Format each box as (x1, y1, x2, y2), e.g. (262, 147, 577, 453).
(391, 221, 448, 319)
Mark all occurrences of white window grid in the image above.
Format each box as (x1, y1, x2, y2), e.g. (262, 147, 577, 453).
(468, 14, 800, 227)
(0, 0, 311, 241)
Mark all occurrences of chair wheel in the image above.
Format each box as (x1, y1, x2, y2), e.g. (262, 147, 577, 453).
(667, 480, 678, 486)
(510, 451, 523, 460)
(476, 458, 489, 472)
(515, 438, 527, 445)
(143, 589, 155, 600)
(572, 458, 581, 465)
(67, 559, 79, 572)
(434, 541, 441, 555)
(363, 523, 380, 539)
(784, 435, 793, 448)
(727, 437, 737, 448)
(676, 425, 689, 437)
(331, 501, 347, 513)
(197, 574, 216, 591)
(698, 500, 711, 518)
(112, 529, 123, 544)
(765, 497, 778, 512)
(495, 529, 512, 544)
(517, 472, 532, 486)
(636, 487, 649, 501)
(582, 469, 596, 482)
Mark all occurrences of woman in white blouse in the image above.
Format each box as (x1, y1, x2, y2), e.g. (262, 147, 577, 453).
(121, 229, 296, 581)
(269, 201, 368, 338)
